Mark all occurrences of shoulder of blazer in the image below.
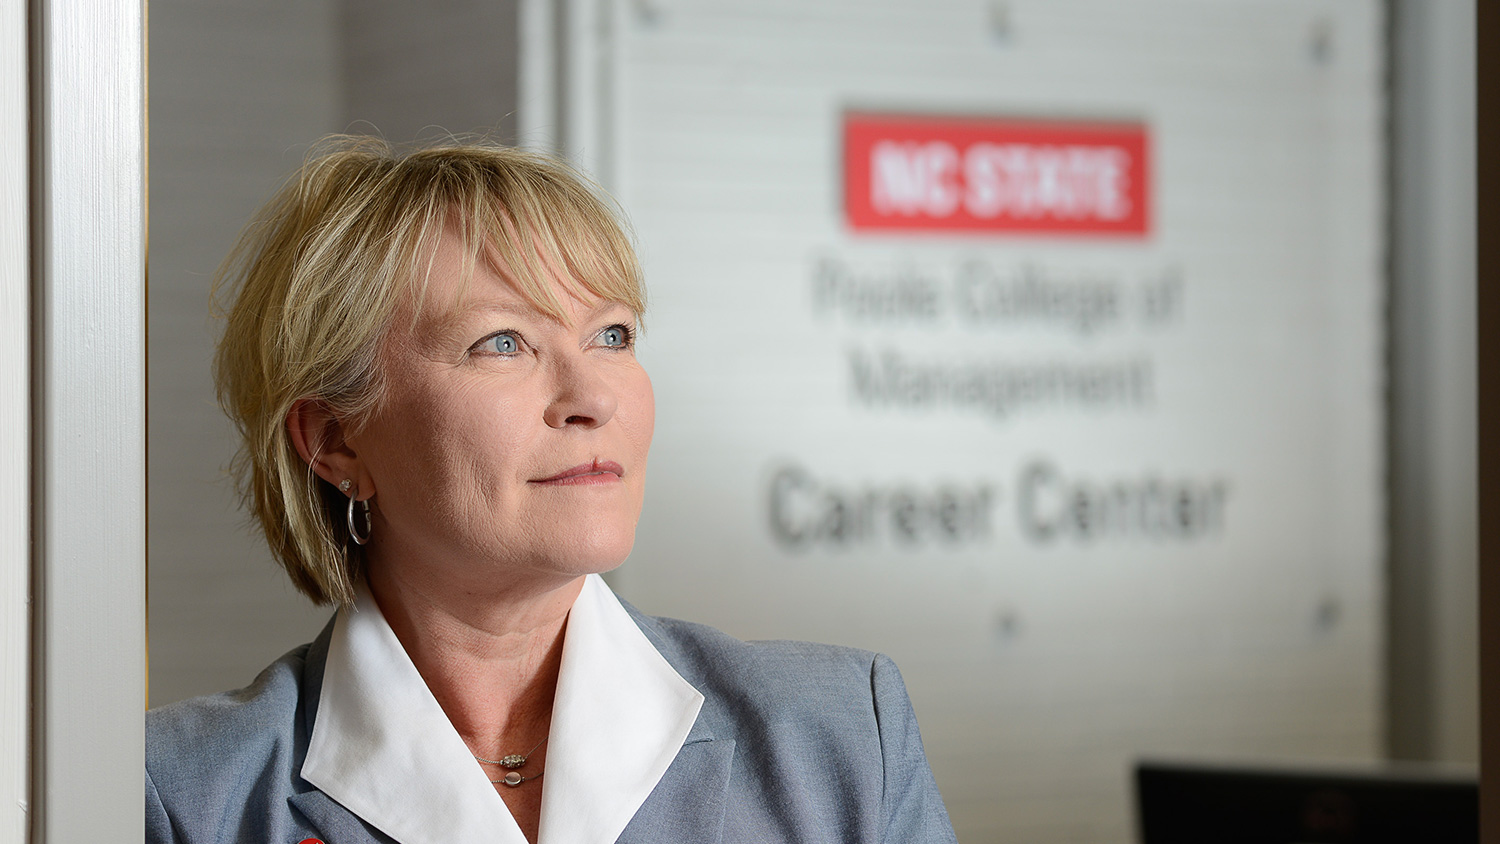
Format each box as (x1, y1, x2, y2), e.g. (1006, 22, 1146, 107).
(620, 597, 881, 684)
(621, 593, 876, 680)
(618, 599, 895, 743)
(146, 617, 335, 799)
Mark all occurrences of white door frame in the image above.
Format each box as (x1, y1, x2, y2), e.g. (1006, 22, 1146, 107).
(27, 0, 147, 840)
(1, 0, 29, 839)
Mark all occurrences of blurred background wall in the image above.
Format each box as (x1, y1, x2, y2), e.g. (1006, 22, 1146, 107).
(147, 1, 1475, 841)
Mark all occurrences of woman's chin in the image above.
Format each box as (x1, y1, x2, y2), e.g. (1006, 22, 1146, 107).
(562, 541, 635, 578)
(524, 529, 637, 581)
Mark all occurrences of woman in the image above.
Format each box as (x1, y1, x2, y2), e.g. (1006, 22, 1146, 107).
(147, 137, 956, 844)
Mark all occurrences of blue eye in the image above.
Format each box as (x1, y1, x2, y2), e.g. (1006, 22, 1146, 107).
(598, 324, 632, 348)
(484, 332, 521, 355)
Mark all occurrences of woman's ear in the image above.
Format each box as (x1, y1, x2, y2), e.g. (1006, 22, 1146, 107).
(285, 399, 376, 499)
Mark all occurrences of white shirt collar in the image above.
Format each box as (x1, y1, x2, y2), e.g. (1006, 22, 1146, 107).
(302, 574, 705, 844)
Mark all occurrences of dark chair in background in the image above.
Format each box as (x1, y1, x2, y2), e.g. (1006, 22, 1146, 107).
(1136, 759, 1477, 843)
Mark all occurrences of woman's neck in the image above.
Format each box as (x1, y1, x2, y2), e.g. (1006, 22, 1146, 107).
(364, 563, 583, 750)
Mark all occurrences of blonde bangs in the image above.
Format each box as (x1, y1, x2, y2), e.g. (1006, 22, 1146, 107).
(409, 148, 645, 332)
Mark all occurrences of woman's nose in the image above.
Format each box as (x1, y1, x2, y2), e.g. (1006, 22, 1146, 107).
(543, 356, 618, 429)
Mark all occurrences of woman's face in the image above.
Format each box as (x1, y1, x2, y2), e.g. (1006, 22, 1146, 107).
(347, 227, 654, 592)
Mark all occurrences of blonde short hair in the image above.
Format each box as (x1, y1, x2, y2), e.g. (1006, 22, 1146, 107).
(213, 136, 645, 605)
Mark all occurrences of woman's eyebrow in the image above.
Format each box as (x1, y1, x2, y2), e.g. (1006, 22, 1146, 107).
(420, 304, 533, 348)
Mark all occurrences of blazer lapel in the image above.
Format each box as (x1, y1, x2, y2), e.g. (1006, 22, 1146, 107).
(287, 789, 396, 844)
(616, 738, 736, 844)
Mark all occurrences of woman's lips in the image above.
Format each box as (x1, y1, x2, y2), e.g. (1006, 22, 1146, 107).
(530, 460, 625, 486)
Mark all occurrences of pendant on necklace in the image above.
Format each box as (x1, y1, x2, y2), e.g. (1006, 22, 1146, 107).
(500, 754, 527, 769)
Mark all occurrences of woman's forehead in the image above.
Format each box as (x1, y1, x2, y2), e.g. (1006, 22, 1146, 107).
(408, 262, 628, 337)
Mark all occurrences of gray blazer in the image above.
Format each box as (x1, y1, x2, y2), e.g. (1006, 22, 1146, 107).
(147, 604, 957, 843)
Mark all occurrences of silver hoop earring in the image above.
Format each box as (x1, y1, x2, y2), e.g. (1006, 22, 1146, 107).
(341, 479, 372, 545)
